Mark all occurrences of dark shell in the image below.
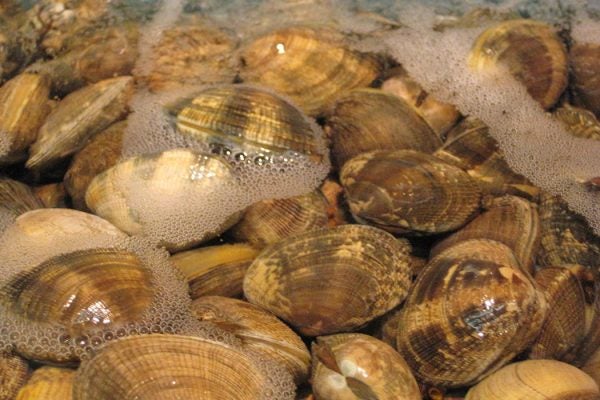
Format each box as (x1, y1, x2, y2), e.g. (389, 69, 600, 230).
(570, 42, 600, 118)
(0, 352, 30, 400)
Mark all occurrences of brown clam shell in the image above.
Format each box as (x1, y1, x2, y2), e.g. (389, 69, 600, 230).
(15, 366, 75, 400)
(239, 26, 382, 116)
(0, 177, 44, 217)
(326, 88, 443, 168)
(0, 352, 30, 400)
(397, 239, 547, 387)
(584, 347, 600, 389)
(340, 150, 481, 235)
(468, 19, 568, 110)
(72, 334, 295, 400)
(243, 224, 413, 336)
(311, 333, 421, 400)
(191, 296, 310, 385)
(570, 42, 600, 118)
(33, 182, 67, 208)
(466, 360, 600, 400)
(555, 104, 600, 140)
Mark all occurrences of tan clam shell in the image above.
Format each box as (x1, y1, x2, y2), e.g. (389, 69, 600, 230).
(33, 183, 67, 208)
(239, 26, 382, 116)
(243, 224, 413, 336)
(15, 367, 75, 400)
(431, 195, 540, 274)
(466, 360, 600, 400)
(326, 88, 443, 168)
(584, 347, 600, 389)
(340, 150, 481, 235)
(230, 190, 329, 249)
(0, 73, 51, 163)
(311, 333, 421, 400)
(0, 177, 44, 217)
(72, 334, 295, 400)
(0, 352, 30, 400)
(191, 296, 310, 385)
(26, 76, 133, 170)
(64, 120, 124, 211)
(570, 42, 600, 118)
(170, 243, 258, 299)
(555, 104, 600, 140)
(468, 19, 568, 110)
(397, 239, 547, 387)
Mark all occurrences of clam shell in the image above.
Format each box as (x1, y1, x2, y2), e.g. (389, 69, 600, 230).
(64, 120, 124, 211)
(397, 239, 547, 387)
(466, 360, 600, 400)
(469, 19, 568, 110)
(33, 182, 67, 208)
(555, 104, 600, 140)
(584, 347, 600, 389)
(0, 352, 30, 400)
(0, 177, 44, 218)
(243, 224, 413, 336)
(15, 367, 74, 400)
(326, 88, 443, 168)
(191, 296, 310, 385)
(170, 243, 258, 299)
(26, 76, 133, 170)
(72, 334, 295, 400)
(340, 150, 481, 235)
(239, 26, 382, 116)
(230, 190, 329, 249)
(311, 333, 421, 400)
(570, 42, 600, 118)
(431, 195, 540, 274)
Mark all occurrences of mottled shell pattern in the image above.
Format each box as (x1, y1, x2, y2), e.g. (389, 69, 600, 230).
(0, 352, 30, 400)
(555, 104, 600, 141)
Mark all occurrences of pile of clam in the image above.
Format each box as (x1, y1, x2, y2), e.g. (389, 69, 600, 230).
(1, 1, 600, 399)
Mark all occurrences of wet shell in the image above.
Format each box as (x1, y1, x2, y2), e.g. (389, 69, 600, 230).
(584, 347, 600, 389)
(33, 182, 67, 208)
(72, 334, 295, 400)
(340, 150, 481, 235)
(173, 85, 323, 159)
(191, 296, 311, 385)
(170, 243, 258, 299)
(243, 224, 413, 336)
(0, 177, 44, 217)
(0, 73, 51, 163)
(469, 19, 568, 110)
(570, 42, 600, 118)
(466, 360, 600, 400)
(15, 367, 75, 400)
(64, 120, 124, 211)
(239, 26, 382, 116)
(431, 195, 540, 274)
(0, 352, 30, 400)
(320, 177, 352, 227)
(555, 104, 600, 140)
(26, 76, 133, 170)
(374, 306, 403, 349)
(230, 190, 329, 249)
(326, 88, 442, 168)
(397, 239, 547, 387)
(311, 333, 421, 400)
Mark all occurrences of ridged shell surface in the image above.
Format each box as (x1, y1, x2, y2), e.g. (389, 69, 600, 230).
(15, 367, 74, 400)
(0, 177, 43, 219)
(0, 352, 29, 400)
(570, 42, 600, 118)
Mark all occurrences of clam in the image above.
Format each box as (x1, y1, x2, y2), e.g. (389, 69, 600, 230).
(326, 88, 443, 168)
(85, 148, 242, 251)
(433, 8, 519, 31)
(0, 73, 51, 163)
(311, 333, 421, 400)
(431, 195, 540, 274)
(238, 26, 382, 116)
(0, 177, 44, 218)
(0, 352, 30, 400)
(584, 347, 600, 389)
(319, 177, 352, 227)
(72, 334, 295, 399)
(33, 182, 67, 208)
(555, 104, 600, 140)
(170, 243, 258, 299)
(64, 120, 124, 211)
(26, 76, 133, 170)
(469, 19, 568, 110)
(465, 359, 600, 399)
(230, 190, 329, 249)
(570, 42, 600, 117)
(15, 366, 75, 400)
(191, 295, 311, 385)
(374, 306, 403, 349)
(340, 150, 481, 235)
(397, 239, 547, 387)
(243, 224, 413, 336)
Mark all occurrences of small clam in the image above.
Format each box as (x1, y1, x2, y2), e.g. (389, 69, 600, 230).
(340, 150, 481, 235)
(570, 42, 600, 117)
(26, 76, 133, 170)
(64, 120, 124, 211)
(0, 352, 30, 400)
(326, 88, 443, 168)
(0, 177, 44, 218)
(230, 190, 329, 249)
(397, 239, 547, 387)
(465, 360, 600, 399)
(170, 243, 258, 299)
(311, 333, 421, 400)
(319, 177, 352, 227)
(15, 366, 75, 400)
(469, 19, 568, 110)
(191, 296, 311, 385)
(555, 104, 600, 140)
(238, 26, 382, 116)
(33, 182, 67, 208)
(72, 334, 295, 400)
(243, 224, 413, 336)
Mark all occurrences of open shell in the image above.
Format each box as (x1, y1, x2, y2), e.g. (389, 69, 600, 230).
(0, 352, 30, 400)
(570, 42, 600, 118)
(15, 367, 75, 400)
(243, 224, 413, 336)
(72, 334, 295, 400)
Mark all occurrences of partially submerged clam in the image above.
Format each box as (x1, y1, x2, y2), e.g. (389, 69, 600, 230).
(15, 366, 75, 400)
(555, 104, 600, 141)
